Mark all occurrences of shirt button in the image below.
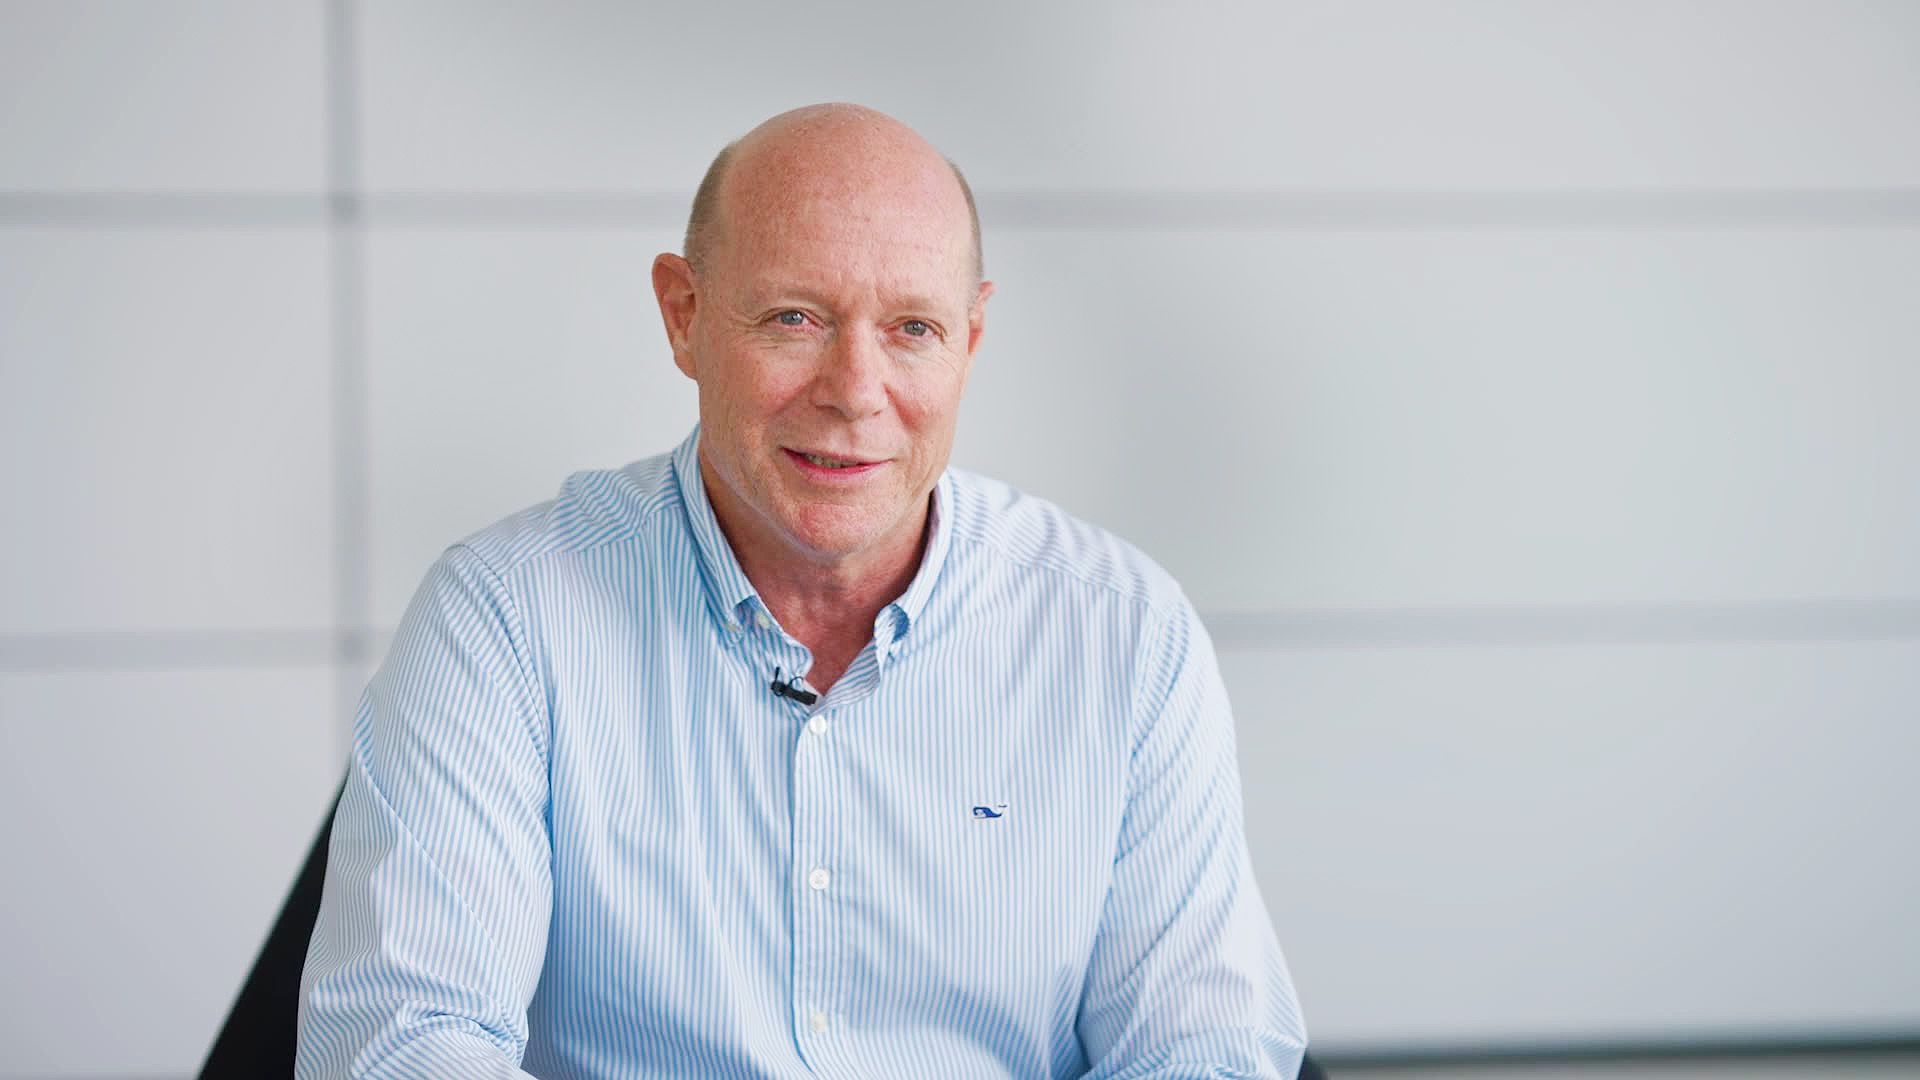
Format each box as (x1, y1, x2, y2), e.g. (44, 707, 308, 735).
(808, 1009, 829, 1032)
(808, 867, 831, 891)
(807, 714, 828, 736)
(755, 612, 774, 630)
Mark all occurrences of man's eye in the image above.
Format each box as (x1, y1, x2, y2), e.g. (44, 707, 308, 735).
(901, 319, 931, 337)
(775, 310, 807, 327)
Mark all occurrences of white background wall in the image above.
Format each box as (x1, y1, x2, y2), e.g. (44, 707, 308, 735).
(2, 1, 1917, 1076)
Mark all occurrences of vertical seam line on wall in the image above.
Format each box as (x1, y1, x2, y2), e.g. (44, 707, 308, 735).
(326, 0, 370, 769)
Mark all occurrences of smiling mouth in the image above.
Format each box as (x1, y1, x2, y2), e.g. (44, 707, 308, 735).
(786, 448, 881, 470)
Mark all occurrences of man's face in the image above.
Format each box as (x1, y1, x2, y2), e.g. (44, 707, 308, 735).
(655, 158, 991, 571)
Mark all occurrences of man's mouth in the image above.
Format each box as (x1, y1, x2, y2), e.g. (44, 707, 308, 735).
(785, 448, 882, 471)
(802, 452, 860, 469)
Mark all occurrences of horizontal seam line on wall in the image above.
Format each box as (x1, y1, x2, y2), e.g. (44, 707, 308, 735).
(5, 599, 1919, 671)
(1311, 1029, 1920, 1069)
(5, 188, 1920, 228)
(0, 629, 371, 672)
(1204, 598, 1920, 650)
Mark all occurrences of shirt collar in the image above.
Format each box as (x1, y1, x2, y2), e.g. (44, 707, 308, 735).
(670, 424, 954, 649)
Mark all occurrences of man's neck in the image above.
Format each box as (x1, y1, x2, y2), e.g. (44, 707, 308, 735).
(754, 576, 908, 695)
(701, 468, 930, 694)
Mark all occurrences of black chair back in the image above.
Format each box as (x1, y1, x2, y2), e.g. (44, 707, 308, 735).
(200, 781, 342, 1078)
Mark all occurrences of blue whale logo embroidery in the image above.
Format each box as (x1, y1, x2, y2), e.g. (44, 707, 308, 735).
(971, 805, 1006, 819)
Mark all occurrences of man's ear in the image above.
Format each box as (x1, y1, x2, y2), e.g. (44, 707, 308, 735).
(652, 253, 700, 379)
(966, 279, 995, 358)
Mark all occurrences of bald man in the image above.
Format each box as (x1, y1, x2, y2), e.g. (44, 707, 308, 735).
(298, 105, 1308, 1079)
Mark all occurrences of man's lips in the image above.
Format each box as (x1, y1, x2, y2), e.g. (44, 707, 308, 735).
(783, 447, 886, 474)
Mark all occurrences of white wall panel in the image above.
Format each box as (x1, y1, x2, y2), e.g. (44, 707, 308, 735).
(0, 667, 341, 1077)
(364, 227, 698, 625)
(955, 227, 1920, 613)
(1221, 638, 1920, 1048)
(358, 0, 1920, 192)
(0, 228, 334, 634)
(0, 0, 326, 191)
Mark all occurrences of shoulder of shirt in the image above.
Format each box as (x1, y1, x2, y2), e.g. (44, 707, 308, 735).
(439, 448, 683, 579)
(941, 464, 1191, 623)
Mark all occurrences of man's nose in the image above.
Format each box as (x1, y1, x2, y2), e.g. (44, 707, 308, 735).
(813, 326, 890, 419)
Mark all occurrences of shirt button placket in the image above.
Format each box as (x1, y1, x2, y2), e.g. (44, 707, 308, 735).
(790, 695, 841, 1065)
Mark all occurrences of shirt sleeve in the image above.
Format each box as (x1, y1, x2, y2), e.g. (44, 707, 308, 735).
(297, 544, 553, 1080)
(1076, 595, 1310, 1079)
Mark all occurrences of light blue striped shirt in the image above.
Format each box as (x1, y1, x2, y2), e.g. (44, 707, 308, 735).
(298, 426, 1307, 1078)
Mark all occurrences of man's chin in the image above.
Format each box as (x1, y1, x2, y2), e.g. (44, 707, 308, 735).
(777, 506, 911, 565)
(784, 526, 885, 565)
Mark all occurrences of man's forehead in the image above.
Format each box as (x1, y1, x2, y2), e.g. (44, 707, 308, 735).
(736, 200, 967, 253)
(728, 254, 969, 311)
(717, 191, 975, 298)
